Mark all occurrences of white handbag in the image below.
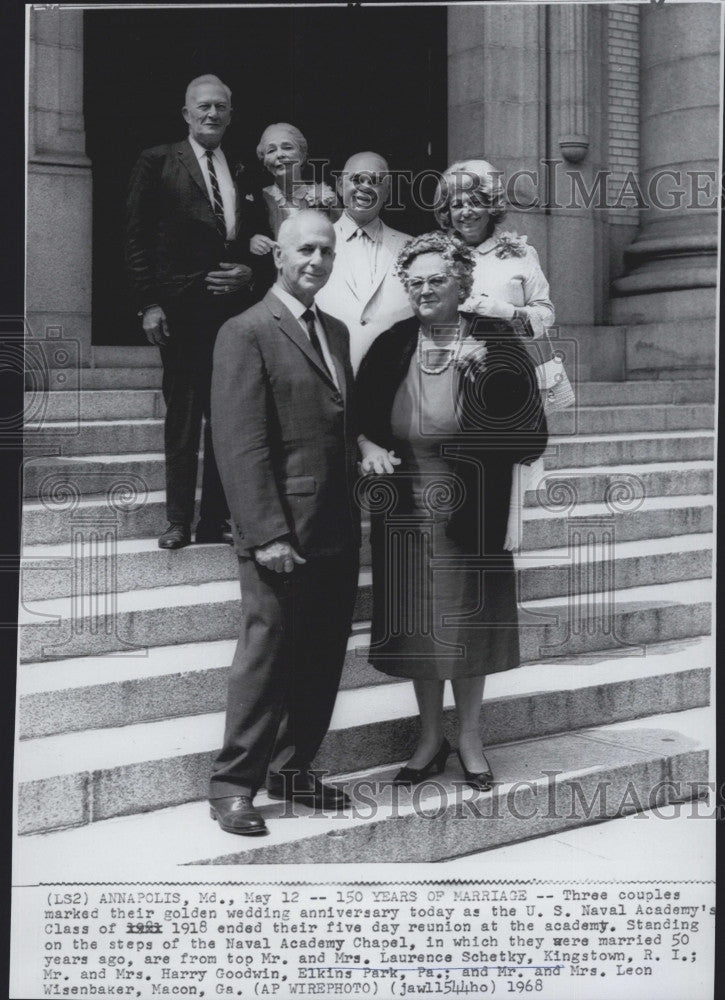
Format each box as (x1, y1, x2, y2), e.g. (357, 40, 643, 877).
(535, 334, 576, 411)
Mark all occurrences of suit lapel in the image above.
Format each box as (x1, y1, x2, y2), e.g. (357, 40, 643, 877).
(318, 310, 348, 404)
(362, 235, 395, 309)
(177, 140, 210, 201)
(265, 292, 338, 389)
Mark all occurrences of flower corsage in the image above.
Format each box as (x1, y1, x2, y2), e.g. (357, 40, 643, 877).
(494, 231, 528, 259)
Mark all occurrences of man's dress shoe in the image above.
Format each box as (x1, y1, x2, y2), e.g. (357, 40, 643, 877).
(267, 773, 351, 810)
(209, 796, 268, 835)
(158, 523, 191, 550)
(195, 519, 234, 545)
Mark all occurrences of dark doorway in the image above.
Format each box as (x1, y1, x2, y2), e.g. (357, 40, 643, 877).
(84, 6, 447, 345)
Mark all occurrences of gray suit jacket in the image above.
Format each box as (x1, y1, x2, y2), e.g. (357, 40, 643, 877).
(211, 289, 361, 558)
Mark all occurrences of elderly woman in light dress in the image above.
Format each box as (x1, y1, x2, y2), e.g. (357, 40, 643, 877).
(249, 122, 340, 255)
(434, 159, 554, 551)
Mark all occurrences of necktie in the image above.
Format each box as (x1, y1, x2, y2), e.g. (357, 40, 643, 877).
(205, 149, 227, 239)
(302, 308, 333, 378)
(350, 228, 375, 296)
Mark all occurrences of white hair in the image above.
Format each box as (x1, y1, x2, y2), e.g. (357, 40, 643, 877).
(184, 75, 232, 107)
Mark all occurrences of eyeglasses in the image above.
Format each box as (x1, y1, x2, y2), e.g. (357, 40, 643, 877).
(348, 172, 388, 187)
(406, 274, 454, 293)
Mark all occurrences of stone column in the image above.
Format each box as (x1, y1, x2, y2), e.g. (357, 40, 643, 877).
(27, 8, 93, 368)
(612, 3, 720, 341)
(447, 5, 609, 327)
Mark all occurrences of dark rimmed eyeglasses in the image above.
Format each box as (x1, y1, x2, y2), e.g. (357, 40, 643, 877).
(348, 172, 388, 187)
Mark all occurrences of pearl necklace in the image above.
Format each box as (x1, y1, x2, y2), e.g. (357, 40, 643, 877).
(417, 323, 463, 375)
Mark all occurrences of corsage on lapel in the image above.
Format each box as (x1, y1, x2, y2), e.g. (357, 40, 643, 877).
(494, 232, 528, 259)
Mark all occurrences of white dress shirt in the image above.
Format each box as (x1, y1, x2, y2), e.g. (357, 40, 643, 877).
(188, 135, 237, 240)
(272, 285, 340, 389)
(337, 212, 383, 299)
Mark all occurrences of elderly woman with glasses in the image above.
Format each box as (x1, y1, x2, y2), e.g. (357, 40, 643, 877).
(356, 232, 548, 791)
(434, 159, 555, 551)
(249, 122, 340, 258)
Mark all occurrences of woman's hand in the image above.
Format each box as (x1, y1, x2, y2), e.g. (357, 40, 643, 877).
(462, 293, 516, 320)
(250, 234, 275, 255)
(360, 439, 402, 475)
(454, 337, 487, 380)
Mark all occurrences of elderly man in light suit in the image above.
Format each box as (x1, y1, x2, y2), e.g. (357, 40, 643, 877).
(316, 151, 413, 372)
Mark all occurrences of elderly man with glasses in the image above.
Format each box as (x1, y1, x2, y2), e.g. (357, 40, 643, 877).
(316, 151, 413, 372)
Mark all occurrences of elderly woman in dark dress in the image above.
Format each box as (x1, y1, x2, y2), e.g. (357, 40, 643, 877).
(356, 232, 548, 789)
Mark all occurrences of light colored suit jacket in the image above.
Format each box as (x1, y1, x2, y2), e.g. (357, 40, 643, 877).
(316, 216, 414, 372)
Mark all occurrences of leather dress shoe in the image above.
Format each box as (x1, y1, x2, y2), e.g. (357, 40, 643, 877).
(158, 523, 191, 550)
(456, 749, 494, 792)
(393, 737, 452, 785)
(267, 772, 351, 809)
(195, 519, 234, 545)
(209, 796, 268, 835)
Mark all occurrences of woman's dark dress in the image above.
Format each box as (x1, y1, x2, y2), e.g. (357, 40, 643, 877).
(356, 316, 548, 681)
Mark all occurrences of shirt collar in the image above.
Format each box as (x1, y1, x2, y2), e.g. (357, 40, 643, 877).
(188, 134, 223, 163)
(272, 284, 317, 321)
(473, 234, 498, 256)
(340, 211, 383, 243)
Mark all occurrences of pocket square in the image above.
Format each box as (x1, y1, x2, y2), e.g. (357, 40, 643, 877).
(245, 194, 255, 202)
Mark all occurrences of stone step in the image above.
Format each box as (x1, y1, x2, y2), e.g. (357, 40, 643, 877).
(22, 444, 714, 501)
(20, 523, 712, 604)
(25, 380, 716, 421)
(18, 534, 712, 660)
(19, 453, 715, 545)
(17, 540, 713, 739)
(44, 368, 162, 390)
(15, 642, 713, 835)
(546, 403, 713, 435)
(90, 346, 162, 368)
(575, 379, 714, 406)
(24, 405, 716, 458)
(542, 430, 713, 469)
(190, 719, 710, 865)
(22, 420, 715, 478)
(24, 389, 163, 423)
(22, 452, 179, 500)
(14, 708, 714, 876)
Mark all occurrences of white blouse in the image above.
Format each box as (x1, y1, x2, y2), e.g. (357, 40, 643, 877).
(461, 231, 555, 339)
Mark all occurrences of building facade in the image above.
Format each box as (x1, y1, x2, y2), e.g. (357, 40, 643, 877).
(27, 3, 720, 381)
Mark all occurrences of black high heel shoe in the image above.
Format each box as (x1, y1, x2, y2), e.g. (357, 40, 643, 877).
(393, 738, 452, 785)
(456, 749, 494, 791)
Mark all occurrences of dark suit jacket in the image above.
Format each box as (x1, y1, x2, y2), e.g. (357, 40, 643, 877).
(125, 139, 257, 312)
(211, 289, 362, 558)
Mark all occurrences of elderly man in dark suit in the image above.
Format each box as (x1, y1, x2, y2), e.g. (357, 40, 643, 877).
(209, 210, 360, 835)
(125, 74, 256, 549)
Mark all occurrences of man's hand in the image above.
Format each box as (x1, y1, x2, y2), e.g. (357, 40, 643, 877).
(205, 262, 254, 295)
(253, 539, 307, 574)
(250, 234, 275, 256)
(360, 439, 402, 476)
(141, 304, 170, 346)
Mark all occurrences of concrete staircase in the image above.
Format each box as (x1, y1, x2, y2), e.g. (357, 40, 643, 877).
(17, 357, 715, 862)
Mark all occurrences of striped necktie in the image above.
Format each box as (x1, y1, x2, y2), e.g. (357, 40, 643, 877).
(205, 149, 227, 239)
